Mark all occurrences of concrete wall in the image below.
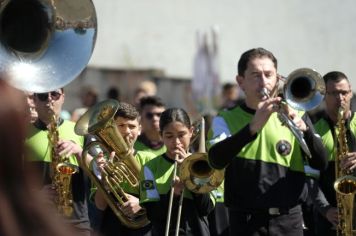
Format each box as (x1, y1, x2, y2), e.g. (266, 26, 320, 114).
(89, 0, 356, 87)
(63, 0, 356, 114)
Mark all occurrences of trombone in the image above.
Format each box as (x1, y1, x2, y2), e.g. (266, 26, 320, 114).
(165, 117, 224, 236)
(262, 68, 325, 157)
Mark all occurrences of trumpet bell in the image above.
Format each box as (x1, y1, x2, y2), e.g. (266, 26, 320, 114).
(180, 153, 224, 194)
(284, 68, 325, 111)
(0, 0, 97, 92)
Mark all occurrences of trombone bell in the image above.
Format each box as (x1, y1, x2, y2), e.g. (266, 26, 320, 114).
(284, 68, 325, 111)
(180, 153, 224, 194)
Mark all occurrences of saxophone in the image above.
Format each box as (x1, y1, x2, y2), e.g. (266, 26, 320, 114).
(333, 108, 356, 236)
(48, 114, 78, 217)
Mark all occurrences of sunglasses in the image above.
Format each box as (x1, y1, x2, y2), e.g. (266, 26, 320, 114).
(145, 112, 162, 119)
(35, 91, 63, 102)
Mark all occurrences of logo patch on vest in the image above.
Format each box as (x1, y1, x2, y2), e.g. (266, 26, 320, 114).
(141, 180, 155, 190)
(276, 140, 291, 156)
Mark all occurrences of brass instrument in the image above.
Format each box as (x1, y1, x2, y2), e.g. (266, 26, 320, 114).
(262, 68, 325, 157)
(180, 117, 224, 193)
(48, 114, 78, 217)
(334, 108, 356, 236)
(75, 99, 149, 229)
(165, 117, 224, 236)
(0, 0, 97, 93)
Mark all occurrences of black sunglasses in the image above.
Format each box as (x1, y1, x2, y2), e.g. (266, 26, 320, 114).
(35, 91, 62, 102)
(145, 112, 162, 119)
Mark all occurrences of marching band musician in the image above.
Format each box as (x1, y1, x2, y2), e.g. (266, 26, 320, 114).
(309, 71, 356, 235)
(0, 80, 78, 236)
(24, 88, 91, 235)
(207, 48, 328, 236)
(134, 96, 167, 156)
(93, 102, 155, 236)
(139, 108, 215, 236)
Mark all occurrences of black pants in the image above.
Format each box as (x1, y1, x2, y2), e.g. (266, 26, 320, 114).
(314, 212, 336, 236)
(99, 208, 152, 236)
(228, 205, 303, 236)
(208, 202, 230, 236)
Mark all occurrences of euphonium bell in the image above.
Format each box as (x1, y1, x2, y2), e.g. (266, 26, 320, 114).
(0, 0, 97, 92)
(75, 99, 149, 229)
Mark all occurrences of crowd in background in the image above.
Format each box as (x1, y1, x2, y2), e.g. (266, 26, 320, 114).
(3, 47, 356, 236)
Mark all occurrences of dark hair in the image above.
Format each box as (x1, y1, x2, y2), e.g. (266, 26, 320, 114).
(107, 86, 121, 100)
(222, 82, 237, 91)
(159, 108, 191, 133)
(237, 47, 277, 76)
(139, 96, 165, 112)
(114, 102, 139, 120)
(323, 71, 349, 85)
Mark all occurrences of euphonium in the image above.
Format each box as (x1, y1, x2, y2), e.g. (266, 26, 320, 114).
(334, 108, 356, 236)
(74, 99, 149, 229)
(48, 114, 78, 217)
(180, 117, 224, 193)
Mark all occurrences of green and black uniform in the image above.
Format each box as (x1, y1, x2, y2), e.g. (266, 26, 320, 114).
(134, 133, 166, 156)
(312, 111, 356, 235)
(208, 103, 328, 236)
(91, 150, 156, 236)
(208, 183, 230, 236)
(140, 154, 215, 236)
(25, 119, 91, 233)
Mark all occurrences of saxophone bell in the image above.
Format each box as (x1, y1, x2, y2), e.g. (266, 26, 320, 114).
(56, 163, 78, 217)
(334, 175, 356, 195)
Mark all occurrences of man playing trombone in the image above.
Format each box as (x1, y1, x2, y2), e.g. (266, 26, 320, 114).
(207, 47, 328, 236)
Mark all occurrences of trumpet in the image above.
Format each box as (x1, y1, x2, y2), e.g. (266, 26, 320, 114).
(262, 68, 325, 157)
(75, 99, 149, 229)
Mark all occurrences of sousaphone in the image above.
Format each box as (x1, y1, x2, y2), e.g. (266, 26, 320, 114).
(0, 0, 97, 92)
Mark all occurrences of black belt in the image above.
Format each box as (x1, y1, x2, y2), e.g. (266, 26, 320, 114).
(230, 204, 301, 216)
